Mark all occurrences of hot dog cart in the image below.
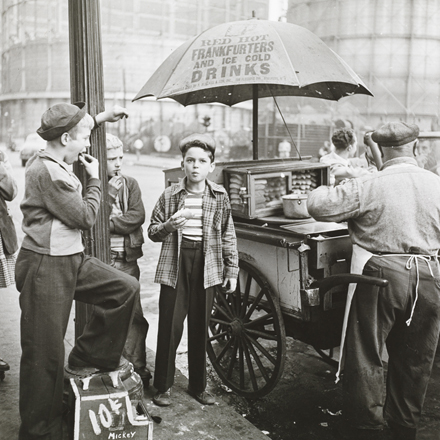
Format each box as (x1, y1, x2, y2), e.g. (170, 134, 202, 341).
(164, 157, 387, 398)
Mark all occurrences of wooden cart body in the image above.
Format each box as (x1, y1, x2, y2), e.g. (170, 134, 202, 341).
(164, 158, 385, 398)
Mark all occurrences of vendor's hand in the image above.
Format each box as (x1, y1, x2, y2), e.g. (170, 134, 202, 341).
(222, 277, 237, 294)
(95, 105, 129, 125)
(79, 153, 99, 179)
(108, 176, 122, 197)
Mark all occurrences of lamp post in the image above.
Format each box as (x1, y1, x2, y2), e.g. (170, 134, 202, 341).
(68, 0, 110, 338)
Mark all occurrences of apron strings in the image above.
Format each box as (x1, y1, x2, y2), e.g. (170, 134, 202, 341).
(405, 255, 437, 326)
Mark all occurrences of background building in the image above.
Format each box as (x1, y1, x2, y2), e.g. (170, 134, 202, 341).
(0, 0, 271, 158)
(286, 0, 440, 131)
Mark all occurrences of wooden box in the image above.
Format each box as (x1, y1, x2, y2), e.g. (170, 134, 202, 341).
(68, 373, 153, 440)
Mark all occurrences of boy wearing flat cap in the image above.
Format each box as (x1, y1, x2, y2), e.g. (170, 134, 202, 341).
(307, 121, 440, 440)
(148, 133, 238, 407)
(16, 102, 140, 440)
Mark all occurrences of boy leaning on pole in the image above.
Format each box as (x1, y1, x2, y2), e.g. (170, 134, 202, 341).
(148, 133, 239, 407)
(15, 102, 140, 440)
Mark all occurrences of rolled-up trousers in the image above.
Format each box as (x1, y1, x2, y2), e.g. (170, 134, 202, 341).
(343, 254, 440, 430)
(153, 243, 214, 394)
(15, 248, 139, 440)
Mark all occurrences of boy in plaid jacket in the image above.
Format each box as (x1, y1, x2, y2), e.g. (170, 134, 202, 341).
(148, 133, 238, 406)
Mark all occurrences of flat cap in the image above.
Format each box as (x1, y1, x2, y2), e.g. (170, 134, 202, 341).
(179, 133, 216, 156)
(371, 122, 419, 147)
(37, 102, 87, 141)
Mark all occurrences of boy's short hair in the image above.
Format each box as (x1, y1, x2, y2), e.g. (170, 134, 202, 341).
(106, 133, 123, 151)
(179, 133, 216, 161)
(68, 113, 94, 139)
(37, 102, 89, 141)
(332, 128, 356, 151)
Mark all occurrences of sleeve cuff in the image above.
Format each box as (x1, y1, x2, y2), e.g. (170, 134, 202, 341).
(92, 116, 101, 130)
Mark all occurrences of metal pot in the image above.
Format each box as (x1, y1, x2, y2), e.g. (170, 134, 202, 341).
(282, 193, 310, 219)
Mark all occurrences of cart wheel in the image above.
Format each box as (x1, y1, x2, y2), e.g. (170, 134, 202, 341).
(313, 347, 339, 369)
(207, 260, 286, 398)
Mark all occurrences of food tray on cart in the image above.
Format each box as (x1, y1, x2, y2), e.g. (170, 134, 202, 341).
(223, 162, 329, 220)
(280, 221, 348, 236)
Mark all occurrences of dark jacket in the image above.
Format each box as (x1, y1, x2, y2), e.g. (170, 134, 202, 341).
(108, 174, 145, 262)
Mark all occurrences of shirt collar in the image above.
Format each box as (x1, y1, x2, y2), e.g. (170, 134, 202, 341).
(381, 157, 419, 171)
(172, 177, 223, 197)
(38, 150, 73, 174)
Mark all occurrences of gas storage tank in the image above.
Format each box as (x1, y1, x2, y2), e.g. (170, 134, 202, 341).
(287, 0, 440, 130)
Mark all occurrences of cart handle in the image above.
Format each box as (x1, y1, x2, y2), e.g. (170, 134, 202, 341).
(319, 273, 389, 298)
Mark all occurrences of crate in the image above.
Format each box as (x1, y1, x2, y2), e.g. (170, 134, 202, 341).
(68, 373, 153, 440)
(223, 162, 329, 219)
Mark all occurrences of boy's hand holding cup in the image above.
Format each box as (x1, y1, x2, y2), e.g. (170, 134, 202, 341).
(165, 208, 194, 232)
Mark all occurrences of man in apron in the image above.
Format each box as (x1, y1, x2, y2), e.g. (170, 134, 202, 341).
(307, 122, 440, 440)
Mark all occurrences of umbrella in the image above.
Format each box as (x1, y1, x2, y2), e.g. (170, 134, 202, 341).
(133, 19, 373, 158)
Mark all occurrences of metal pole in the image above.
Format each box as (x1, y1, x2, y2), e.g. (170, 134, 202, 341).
(68, 0, 110, 339)
(252, 84, 259, 160)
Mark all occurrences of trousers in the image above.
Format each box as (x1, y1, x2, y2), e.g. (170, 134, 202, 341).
(15, 248, 139, 440)
(153, 244, 214, 394)
(110, 254, 149, 370)
(343, 254, 440, 430)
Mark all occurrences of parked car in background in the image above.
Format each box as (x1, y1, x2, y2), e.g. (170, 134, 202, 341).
(20, 133, 46, 166)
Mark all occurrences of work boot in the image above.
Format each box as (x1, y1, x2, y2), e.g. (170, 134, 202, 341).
(188, 389, 215, 405)
(153, 389, 171, 407)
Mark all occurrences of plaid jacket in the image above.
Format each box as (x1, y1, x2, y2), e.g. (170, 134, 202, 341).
(148, 178, 239, 289)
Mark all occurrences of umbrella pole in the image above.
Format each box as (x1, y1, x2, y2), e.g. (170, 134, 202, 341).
(253, 84, 259, 160)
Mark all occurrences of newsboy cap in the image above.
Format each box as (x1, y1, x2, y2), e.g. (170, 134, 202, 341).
(179, 133, 216, 156)
(371, 122, 419, 147)
(37, 102, 87, 141)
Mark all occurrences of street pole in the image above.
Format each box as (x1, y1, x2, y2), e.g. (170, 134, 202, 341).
(68, 0, 110, 338)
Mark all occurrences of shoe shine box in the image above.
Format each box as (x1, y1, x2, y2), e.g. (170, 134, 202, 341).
(68, 372, 153, 440)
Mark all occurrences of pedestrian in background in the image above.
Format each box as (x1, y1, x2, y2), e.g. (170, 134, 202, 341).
(0, 150, 18, 377)
(133, 138, 143, 162)
(148, 133, 239, 407)
(106, 132, 151, 386)
(308, 122, 440, 440)
(15, 102, 139, 440)
(320, 128, 372, 185)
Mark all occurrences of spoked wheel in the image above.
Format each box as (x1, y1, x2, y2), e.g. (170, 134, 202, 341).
(207, 260, 286, 398)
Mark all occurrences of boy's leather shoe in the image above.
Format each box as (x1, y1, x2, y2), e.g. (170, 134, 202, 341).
(65, 354, 132, 381)
(0, 359, 10, 372)
(188, 389, 215, 405)
(153, 389, 171, 407)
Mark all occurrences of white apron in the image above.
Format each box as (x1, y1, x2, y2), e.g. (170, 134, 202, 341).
(335, 243, 372, 383)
